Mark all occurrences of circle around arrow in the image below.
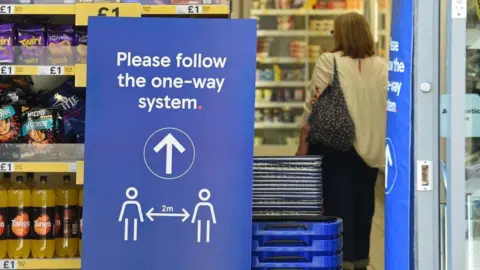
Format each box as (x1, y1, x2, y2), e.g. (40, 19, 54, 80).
(143, 127, 196, 180)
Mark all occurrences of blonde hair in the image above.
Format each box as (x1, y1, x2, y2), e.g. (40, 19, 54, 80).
(332, 12, 375, 59)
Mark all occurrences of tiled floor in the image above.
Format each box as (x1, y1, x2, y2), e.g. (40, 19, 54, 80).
(370, 175, 385, 270)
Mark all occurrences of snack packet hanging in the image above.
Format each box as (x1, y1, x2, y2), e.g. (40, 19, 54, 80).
(0, 23, 14, 64)
(74, 27, 87, 64)
(21, 108, 63, 144)
(47, 25, 74, 65)
(38, 79, 85, 143)
(16, 24, 45, 65)
(0, 92, 24, 143)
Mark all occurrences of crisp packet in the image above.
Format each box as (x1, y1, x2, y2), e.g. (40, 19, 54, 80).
(75, 27, 87, 64)
(21, 108, 63, 144)
(16, 24, 46, 65)
(38, 79, 85, 143)
(0, 23, 14, 64)
(47, 25, 74, 65)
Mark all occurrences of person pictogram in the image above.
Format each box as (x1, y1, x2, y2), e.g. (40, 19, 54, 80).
(191, 189, 216, 243)
(118, 187, 144, 241)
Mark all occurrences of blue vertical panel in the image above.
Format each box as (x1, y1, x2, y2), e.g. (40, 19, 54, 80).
(82, 17, 257, 270)
(385, 0, 414, 269)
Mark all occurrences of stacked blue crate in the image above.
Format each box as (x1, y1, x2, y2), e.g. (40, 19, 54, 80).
(252, 217, 344, 269)
(253, 156, 323, 218)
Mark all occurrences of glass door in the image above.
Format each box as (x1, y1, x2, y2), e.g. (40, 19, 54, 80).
(462, 1, 480, 269)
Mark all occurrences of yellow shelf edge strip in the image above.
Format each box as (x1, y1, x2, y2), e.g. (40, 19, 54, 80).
(2, 4, 228, 16)
(76, 160, 85, 185)
(16, 258, 81, 269)
(13, 162, 76, 173)
(14, 4, 76, 14)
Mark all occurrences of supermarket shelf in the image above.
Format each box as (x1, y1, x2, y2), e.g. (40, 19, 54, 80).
(255, 101, 304, 108)
(0, 162, 76, 172)
(0, 65, 74, 76)
(143, 4, 229, 15)
(251, 8, 362, 16)
(257, 30, 331, 37)
(257, 56, 315, 64)
(75, 64, 87, 87)
(0, 258, 81, 269)
(256, 81, 305, 87)
(0, 3, 229, 16)
(0, 4, 75, 14)
(255, 122, 300, 129)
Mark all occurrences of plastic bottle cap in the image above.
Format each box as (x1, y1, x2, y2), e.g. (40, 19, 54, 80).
(63, 175, 71, 182)
(27, 173, 34, 179)
(16, 176, 24, 182)
(3, 173, 11, 178)
(40, 176, 47, 183)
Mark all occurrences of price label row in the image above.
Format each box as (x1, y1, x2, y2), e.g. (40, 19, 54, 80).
(0, 65, 70, 76)
(0, 3, 212, 16)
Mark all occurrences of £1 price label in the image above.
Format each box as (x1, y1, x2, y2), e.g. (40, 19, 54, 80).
(0, 260, 17, 269)
(0, 66, 14, 75)
(0, 163, 14, 172)
(176, 5, 201, 14)
(0, 5, 14, 14)
(38, 66, 64, 76)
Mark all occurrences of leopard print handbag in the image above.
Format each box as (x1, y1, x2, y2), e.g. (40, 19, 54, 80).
(307, 58, 355, 151)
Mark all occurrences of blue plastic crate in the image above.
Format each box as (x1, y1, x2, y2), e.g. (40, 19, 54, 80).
(251, 253, 342, 269)
(253, 219, 342, 240)
(252, 237, 343, 255)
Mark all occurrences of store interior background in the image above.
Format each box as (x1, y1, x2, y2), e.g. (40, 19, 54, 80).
(21, 0, 390, 268)
(230, 0, 391, 268)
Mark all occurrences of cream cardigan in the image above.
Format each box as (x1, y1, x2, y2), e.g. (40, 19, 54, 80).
(302, 51, 388, 169)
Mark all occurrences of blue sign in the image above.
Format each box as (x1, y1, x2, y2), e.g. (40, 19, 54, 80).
(385, 0, 414, 269)
(83, 17, 257, 270)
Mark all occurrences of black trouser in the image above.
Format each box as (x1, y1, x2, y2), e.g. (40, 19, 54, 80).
(309, 143, 378, 264)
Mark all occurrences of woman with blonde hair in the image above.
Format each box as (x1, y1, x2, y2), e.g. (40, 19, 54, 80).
(296, 12, 388, 270)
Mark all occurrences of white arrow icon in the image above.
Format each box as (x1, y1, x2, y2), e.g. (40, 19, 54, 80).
(385, 144, 392, 189)
(146, 207, 190, 222)
(154, 133, 186, 175)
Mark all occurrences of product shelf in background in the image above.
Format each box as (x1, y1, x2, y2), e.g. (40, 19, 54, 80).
(255, 122, 300, 129)
(256, 81, 305, 88)
(251, 8, 362, 16)
(257, 56, 316, 64)
(0, 258, 81, 269)
(0, 64, 86, 86)
(255, 101, 304, 109)
(0, 3, 229, 16)
(257, 30, 332, 37)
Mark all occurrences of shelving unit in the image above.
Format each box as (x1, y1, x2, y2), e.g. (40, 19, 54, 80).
(0, 258, 81, 269)
(250, 1, 363, 149)
(0, 1, 230, 267)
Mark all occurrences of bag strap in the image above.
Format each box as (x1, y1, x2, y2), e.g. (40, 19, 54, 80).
(332, 56, 339, 85)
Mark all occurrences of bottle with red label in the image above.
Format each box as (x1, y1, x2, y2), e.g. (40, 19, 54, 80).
(31, 176, 55, 258)
(7, 176, 31, 259)
(0, 183, 7, 259)
(55, 175, 78, 257)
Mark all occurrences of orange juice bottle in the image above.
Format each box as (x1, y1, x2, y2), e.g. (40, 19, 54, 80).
(7, 176, 31, 259)
(55, 175, 79, 257)
(0, 173, 12, 190)
(0, 184, 7, 259)
(31, 176, 55, 258)
(78, 188, 83, 256)
(25, 173, 36, 190)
